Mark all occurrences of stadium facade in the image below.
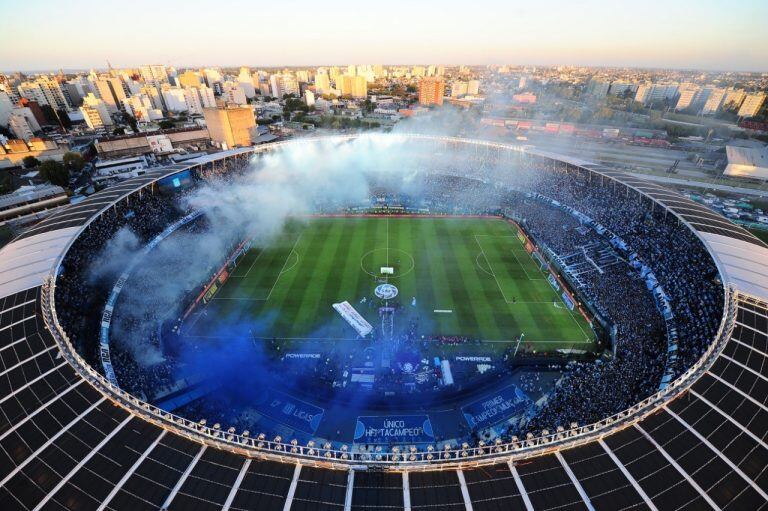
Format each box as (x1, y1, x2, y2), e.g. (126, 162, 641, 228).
(1, 134, 767, 510)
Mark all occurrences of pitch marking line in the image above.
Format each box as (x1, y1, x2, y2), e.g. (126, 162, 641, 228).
(229, 247, 266, 278)
(242, 248, 267, 277)
(498, 224, 593, 343)
(184, 333, 593, 344)
(507, 245, 542, 281)
(215, 233, 304, 303)
(475, 253, 494, 276)
(474, 235, 513, 304)
(264, 233, 304, 301)
(280, 250, 300, 275)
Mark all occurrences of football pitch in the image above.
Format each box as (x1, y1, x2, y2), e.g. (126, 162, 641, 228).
(187, 216, 596, 352)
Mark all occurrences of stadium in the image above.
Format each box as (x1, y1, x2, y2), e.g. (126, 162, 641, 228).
(1, 133, 767, 510)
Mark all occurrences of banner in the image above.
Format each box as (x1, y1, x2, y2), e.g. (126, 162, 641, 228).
(203, 282, 218, 303)
(354, 415, 434, 444)
(256, 390, 324, 434)
(333, 301, 373, 337)
(462, 385, 531, 430)
(561, 292, 575, 310)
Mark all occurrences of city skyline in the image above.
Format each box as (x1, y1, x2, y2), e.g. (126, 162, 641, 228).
(1, 0, 767, 72)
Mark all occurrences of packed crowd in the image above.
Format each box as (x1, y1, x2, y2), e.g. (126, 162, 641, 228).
(56, 158, 252, 400)
(53, 145, 725, 448)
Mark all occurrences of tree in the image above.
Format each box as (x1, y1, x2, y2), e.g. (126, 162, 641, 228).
(112, 127, 126, 136)
(158, 120, 175, 130)
(22, 156, 40, 168)
(38, 160, 70, 187)
(62, 152, 85, 172)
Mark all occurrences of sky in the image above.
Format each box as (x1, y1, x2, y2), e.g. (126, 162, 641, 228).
(1, 0, 767, 72)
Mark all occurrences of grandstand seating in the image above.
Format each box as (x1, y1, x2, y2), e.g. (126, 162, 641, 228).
(0, 136, 766, 509)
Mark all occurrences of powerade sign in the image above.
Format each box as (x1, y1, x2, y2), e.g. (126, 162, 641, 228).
(354, 415, 434, 444)
(462, 385, 531, 430)
(256, 390, 324, 434)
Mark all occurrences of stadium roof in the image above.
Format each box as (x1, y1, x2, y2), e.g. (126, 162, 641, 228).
(699, 231, 768, 300)
(0, 227, 79, 296)
(0, 136, 766, 509)
(724, 143, 768, 180)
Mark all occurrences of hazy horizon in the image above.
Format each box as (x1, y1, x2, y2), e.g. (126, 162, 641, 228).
(1, 0, 767, 73)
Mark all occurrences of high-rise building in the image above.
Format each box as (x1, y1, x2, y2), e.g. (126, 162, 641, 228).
(675, 85, 701, 111)
(140, 65, 169, 88)
(451, 81, 468, 98)
(18, 76, 69, 111)
(139, 86, 164, 110)
(178, 71, 202, 89)
(418, 77, 445, 106)
(203, 105, 256, 148)
(340, 75, 354, 96)
(467, 80, 480, 95)
(339, 75, 366, 98)
(608, 82, 637, 97)
(352, 76, 367, 98)
(738, 93, 767, 118)
(282, 74, 299, 96)
(315, 73, 331, 94)
(269, 75, 282, 99)
(222, 84, 247, 105)
(305, 90, 315, 107)
(162, 88, 189, 112)
(237, 68, 256, 99)
(587, 79, 611, 97)
(635, 83, 679, 106)
(0, 91, 13, 126)
(80, 93, 113, 129)
(203, 68, 223, 89)
(702, 88, 728, 115)
(197, 86, 216, 109)
(8, 112, 35, 140)
(122, 94, 163, 123)
(724, 89, 747, 111)
(16, 98, 47, 127)
(0, 75, 20, 103)
(94, 77, 126, 112)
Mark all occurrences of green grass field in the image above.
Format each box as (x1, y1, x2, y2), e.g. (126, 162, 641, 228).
(188, 216, 595, 352)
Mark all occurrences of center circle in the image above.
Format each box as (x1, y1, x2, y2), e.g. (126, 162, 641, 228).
(360, 247, 415, 279)
(375, 283, 399, 299)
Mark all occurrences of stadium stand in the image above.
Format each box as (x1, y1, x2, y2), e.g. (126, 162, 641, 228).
(0, 135, 766, 509)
